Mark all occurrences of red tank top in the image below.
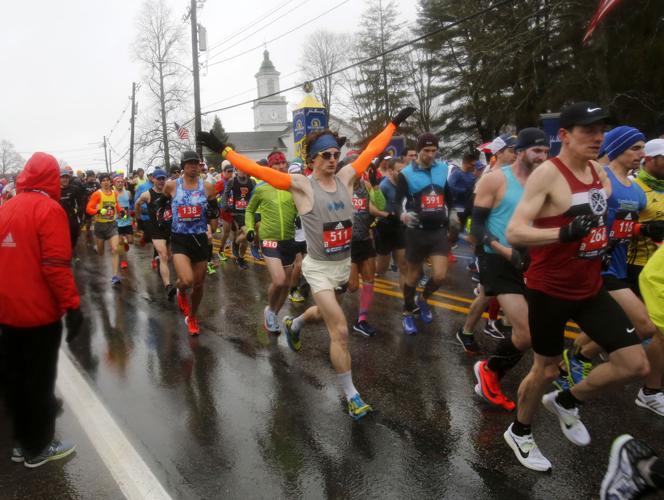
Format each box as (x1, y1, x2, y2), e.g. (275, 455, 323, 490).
(524, 157, 608, 300)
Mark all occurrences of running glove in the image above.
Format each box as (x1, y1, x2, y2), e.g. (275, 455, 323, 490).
(510, 247, 529, 272)
(559, 214, 599, 242)
(65, 308, 84, 343)
(401, 211, 420, 228)
(367, 164, 380, 187)
(246, 230, 255, 242)
(390, 107, 417, 127)
(198, 130, 226, 153)
(638, 220, 664, 242)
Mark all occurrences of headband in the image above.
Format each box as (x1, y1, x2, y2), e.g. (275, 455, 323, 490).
(308, 134, 339, 159)
(268, 151, 287, 166)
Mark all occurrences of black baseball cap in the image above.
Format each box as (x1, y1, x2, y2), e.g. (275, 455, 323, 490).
(417, 132, 439, 152)
(180, 150, 200, 165)
(515, 128, 549, 151)
(559, 101, 609, 130)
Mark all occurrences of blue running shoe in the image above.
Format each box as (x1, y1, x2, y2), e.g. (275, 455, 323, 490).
(111, 275, 121, 286)
(24, 440, 76, 468)
(563, 349, 592, 387)
(347, 394, 372, 420)
(250, 246, 262, 260)
(553, 373, 571, 391)
(416, 295, 433, 324)
(402, 314, 418, 335)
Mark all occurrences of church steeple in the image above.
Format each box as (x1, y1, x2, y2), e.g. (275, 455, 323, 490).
(252, 50, 288, 131)
(259, 50, 276, 72)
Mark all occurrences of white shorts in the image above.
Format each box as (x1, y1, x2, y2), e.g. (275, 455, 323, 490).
(302, 255, 351, 294)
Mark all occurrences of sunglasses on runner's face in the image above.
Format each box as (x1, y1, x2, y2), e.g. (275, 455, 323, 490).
(317, 151, 341, 161)
(155, 176, 166, 180)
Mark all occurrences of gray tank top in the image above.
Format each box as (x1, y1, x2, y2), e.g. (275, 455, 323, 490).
(301, 175, 353, 261)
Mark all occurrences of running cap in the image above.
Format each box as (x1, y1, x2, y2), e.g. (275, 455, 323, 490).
(221, 160, 233, 171)
(600, 126, 645, 161)
(644, 138, 664, 158)
(152, 168, 167, 179)
(288, 162, 303, 174)
(489, 134, 517, 154)
(417, 132, 439, 152)
(181, 150, 200, 165)
(515, 128, 549, 152)
(146, 166, 156, 177)
(60, 168, 72, 177)
(559, 101, 609, 130)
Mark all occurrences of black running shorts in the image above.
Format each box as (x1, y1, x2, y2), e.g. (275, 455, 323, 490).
(626, 264, 644, 297)
(526, 287, 639, 357)
(374, 220, 405, 255)
(404, 227, 449, 264)
(351, 238, 377, 264)
(479, 252, 525, 296)
(602, 274, 631, 292)
(261, 239, 297, 266)
(170, 233, 210, 263)
(117, 225, 134, 236)
(147, 221, 171, 241)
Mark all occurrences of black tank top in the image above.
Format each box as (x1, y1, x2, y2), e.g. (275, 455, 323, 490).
(147, 188, 172, 225)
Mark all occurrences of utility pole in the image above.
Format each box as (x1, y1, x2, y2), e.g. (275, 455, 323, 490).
(103, 136, 109, 173)
(129, 82, 137, 174)
(190, 0, 203, 157)
(378, 0, 390, 120)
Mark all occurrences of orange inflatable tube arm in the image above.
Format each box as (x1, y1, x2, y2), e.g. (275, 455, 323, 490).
(352, 123, 397, 176)
(225, 149, 292, 191)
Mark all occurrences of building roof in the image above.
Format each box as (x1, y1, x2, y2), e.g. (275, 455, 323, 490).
(227, 131, 288, 153)
(258, 50, 277, 73)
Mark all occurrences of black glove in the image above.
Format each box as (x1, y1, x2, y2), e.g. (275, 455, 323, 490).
(640, 221, 664, 242)
(65, 308, 84, 343)
(197, 130, 226, 153)
(246, 229, 254, 242)
(482, 232, 499, 249)
(510, 247, 529, 272)
(390, 107, 417, 127)
(367, 164, 379, 187)
(559, 215, 599, 243)
(385, 212, 400, 224)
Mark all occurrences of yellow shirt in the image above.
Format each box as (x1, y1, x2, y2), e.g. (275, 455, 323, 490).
(96, 190, 119, 223)
(627, 177, 664, 267)
(639, 243, 664, 331)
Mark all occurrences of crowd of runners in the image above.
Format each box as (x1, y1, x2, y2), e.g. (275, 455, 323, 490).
(3, 103, 664, 498)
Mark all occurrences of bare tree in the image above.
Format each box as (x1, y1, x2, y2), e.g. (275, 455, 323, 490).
(299, 30, 347, 115)
(0, 140, 24, 176)
(133, 0, 190, 169)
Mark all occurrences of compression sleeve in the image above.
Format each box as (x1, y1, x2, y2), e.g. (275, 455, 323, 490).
(225, 150, 292, 191)
(352, 123, 397, 176)
(471, 206, 491, 244)
(395, 173, 409, 216)
(85, 191, 101, 215)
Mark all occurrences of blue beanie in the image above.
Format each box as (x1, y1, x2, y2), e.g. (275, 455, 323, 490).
(600, 126, 645, 161)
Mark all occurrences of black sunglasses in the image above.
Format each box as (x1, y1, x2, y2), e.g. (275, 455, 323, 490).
(317, 151, 341, 161)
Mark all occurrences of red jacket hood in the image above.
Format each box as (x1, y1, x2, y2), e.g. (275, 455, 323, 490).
(16, 152, 61, 200)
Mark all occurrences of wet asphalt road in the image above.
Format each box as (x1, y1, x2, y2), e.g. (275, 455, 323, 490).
(4, 236, 664, 499)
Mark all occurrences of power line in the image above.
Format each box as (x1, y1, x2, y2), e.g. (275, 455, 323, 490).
(107, 99, 132, 140)
(202, 69, 301, 109)
(206, 0, 313, 62)
(207, 0, 351, 68)
(199, 0, 518, 117)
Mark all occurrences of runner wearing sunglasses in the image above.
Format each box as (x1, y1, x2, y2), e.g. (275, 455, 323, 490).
(198, 106, 416, 420)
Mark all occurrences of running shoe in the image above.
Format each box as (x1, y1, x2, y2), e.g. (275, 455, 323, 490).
(473, 360, 515, 411)
(263, 307, 280, 334)
(416, 295, 433, 324)
(283, 316, 301, 352)
(402, 314, 418, 335)
(166, 284, 177, 301)
(218, 251, 228, 262)
(120, 260, 128, 269)
(177, 289, 190, 317)
(600, 434, 655, 500)
(288, 289, 305, 303)
(151, 258, 158, 269)
(11, 446, 24, 463)
(185, 316, 200, 336)
(471, 271, 481, 283)
(483, 319, 506, 340)
(635, 388, 664, 417)
(418, 275, 428, 288)
(553, 372, 571, 392)
(353, 320, 376, 337)
(563, 349, 593, 387)
(456, 328, 482, 355)
(24, 440, 76, 469)
(111, 275, 121, 286)
(503, 424, 552, 472)
(206, 262, 216, 275)
(347, 394, 372, 421)
(231, 242, 240, 259)
(250, 246, 262, 260)
(237, 258, 249, 270)
(123, 242, 129, 252)
(541, 391, 590, 446)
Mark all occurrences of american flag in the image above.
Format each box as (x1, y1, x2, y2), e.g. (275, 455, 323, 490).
(174, 122, 189, 140)
(583, 0, 623, 44)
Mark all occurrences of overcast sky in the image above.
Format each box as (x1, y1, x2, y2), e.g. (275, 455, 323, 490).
(0, 0, 418, 171)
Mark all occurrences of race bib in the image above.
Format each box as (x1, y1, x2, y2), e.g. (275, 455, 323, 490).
(421, 192, 444, 211)
(352, 196, 367, 211)
(100, 202, 115, 220)
(235, 198, 248, 210)
(262, 239, 278, 249)
(177, 205, 202, 221)
(160, 207, 172, 222)
(578, 223, 608, 258)
(609, 211, 637, 242)
(322, 219, 352, 254)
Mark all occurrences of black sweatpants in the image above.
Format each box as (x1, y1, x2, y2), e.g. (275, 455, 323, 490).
(0, 321, 62, 456)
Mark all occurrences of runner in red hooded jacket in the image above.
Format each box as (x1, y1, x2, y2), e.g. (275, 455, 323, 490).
(0, 151, 82, 467)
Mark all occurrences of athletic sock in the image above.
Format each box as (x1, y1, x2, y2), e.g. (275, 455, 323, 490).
(422, 277, 440, 300)
(511, 419, 531, 437)
(487, 337, 523, 378)
(488, 298, 500, 321)
(337, 371, 359, 401)
(555, 389, 583, 409)
(291, 313, 306, 332)
(403, 284, 417, 312)
(358, 282, 374, 322)
(643, 386, 663, 396)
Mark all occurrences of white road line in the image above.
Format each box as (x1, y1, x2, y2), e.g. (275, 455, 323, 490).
(57, 350, 173, 500)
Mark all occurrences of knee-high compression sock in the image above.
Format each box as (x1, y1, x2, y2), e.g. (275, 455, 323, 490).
(358, 282, 374, 322)
(423, 277, 441, 300)
(403, 284, 417, 313)
(488, 298, 500, 321)
(486, 337, 524, 378)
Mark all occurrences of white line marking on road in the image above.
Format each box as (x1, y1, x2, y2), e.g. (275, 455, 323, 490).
(57, 350, 173, 500)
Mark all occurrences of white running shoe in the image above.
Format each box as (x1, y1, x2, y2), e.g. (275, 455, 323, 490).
(503, 423, 552, 472)
(600, 434, 655, 500)
(542, 391, 590, 446)
(263, 306, 280, 333)
(635, 388, 664, 417)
